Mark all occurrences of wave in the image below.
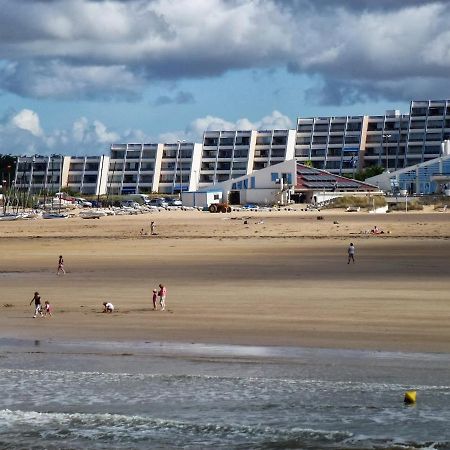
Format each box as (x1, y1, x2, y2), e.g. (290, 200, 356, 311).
(1, 409, 447, 450)
(1, 368, 449, 391)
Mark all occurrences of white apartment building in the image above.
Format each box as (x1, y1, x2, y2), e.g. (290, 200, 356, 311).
(14, 155, 109, 196)
(199, 129, 296, 189)
(108, 142, 202, 195)
(295, 100, 450, 175)
(295, 115, 364, 174)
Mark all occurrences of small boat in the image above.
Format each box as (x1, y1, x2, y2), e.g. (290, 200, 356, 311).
(79, 210, 107, 219)
(42, 212, 68, 219)
(0, 214, 19, 221)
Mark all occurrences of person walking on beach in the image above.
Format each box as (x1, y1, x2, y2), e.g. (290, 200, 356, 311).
(151, 221, 156, 236)
(347, 242, 355, 264)
(57, 255, 65, 275)
(30, 291, 42, 318)
(158, 284, 166, 311)
(43, 300, 53, 317)
(152, 289, 158, 310)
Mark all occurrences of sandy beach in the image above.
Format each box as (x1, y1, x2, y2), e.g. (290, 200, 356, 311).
(1, 208, 449, 353)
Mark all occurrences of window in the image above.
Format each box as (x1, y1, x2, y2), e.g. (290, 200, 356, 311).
(272, 136, 287, 145)
(250, 177, 255, 189)
(232, 183, 237, 189)
(219, 137, 234, 146)
(256, 136, 271, 145)
(271, 172, 278, 182)
(235, 136, 250, 145)
(204, 137, 218, 146)
(214, 194, 220, 200)
(243, 179, 248, 189)
(346, 122, 362, 132)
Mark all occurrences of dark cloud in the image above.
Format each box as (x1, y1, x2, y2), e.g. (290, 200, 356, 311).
(154, 91, 195, 106)
(275, 0, 442, 13)
(0, 0, 449, 105)
(305, 77, 450, 106)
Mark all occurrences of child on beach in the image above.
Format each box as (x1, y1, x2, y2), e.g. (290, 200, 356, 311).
(152, 289, 158, 310)
(158, 284, 166, 311)
(102, 301, 114, 313)
(30, 291, 42, 318)
(57, 255, 65, 275)
(43, 300, 53, 317)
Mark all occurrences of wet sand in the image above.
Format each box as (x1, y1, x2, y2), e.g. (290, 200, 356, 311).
(1, 209, 449, 353)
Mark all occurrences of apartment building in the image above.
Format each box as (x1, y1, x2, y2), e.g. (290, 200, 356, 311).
(108, 142, 202, 195)
(199, 129, 296, 189)
(295, 115, 364, 174)
(14, 155, 109, 196)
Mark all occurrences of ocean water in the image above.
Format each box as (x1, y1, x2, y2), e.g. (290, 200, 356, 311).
(0, 339, 449, 449)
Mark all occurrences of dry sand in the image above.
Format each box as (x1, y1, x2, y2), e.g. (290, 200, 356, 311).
(1, 208, 449, 353)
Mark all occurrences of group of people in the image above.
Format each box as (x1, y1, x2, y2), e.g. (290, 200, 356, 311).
(152, 284, 167, 311)
(101, 284, 167, 314)
(139, 221, 157, 237)
(31, 254, 169, 318)
(29, 292, 52, 318)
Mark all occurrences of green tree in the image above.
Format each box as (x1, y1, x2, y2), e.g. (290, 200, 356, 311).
(354, 165, 384, 181)
(0, 154, 17, 189)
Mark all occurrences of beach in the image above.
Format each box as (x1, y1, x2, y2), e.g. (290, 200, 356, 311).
(1, 208, 450, 448)
(0, 208, 449, 353)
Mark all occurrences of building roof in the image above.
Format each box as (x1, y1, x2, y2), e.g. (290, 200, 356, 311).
(296, 163, 378, 191)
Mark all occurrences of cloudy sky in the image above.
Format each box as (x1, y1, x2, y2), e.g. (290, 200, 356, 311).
(1, 0, 449, 155)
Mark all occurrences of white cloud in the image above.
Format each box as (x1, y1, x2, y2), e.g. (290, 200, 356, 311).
(158, 110, 293, 142)
(0, 108, 144, 155)
(188, 110, 292, 138)
(1, 107, 294, 156)
(11, 109, 43, 136)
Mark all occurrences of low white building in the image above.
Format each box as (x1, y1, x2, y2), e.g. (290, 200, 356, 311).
(196, 159, 380, 206)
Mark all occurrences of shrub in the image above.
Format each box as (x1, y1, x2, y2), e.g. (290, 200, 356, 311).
(389, 200, 423, 211)
(328, 195, 386, 209)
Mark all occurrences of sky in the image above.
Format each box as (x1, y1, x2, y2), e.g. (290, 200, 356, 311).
(1, 0, 450, 156)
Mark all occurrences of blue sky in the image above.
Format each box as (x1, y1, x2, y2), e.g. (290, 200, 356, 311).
(0, 0, 447, 155)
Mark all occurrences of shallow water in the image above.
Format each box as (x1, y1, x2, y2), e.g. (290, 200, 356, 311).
(0, 339, 449, 449)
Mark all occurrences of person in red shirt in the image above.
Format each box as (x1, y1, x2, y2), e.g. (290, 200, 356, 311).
(158, 284, 167, 311)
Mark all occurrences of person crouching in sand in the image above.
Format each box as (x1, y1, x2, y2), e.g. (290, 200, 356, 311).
(102, 301, 114, 313)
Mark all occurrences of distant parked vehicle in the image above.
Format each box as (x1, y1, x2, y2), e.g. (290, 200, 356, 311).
(168, 199, 182, 207)
(75, 197, 92, 207)
(121, 200, 140, 208)
(148, 198, 168, 208)
(242, 203, 259, 210)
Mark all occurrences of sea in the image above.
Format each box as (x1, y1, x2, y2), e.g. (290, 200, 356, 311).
(0, 338, 449, 449)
